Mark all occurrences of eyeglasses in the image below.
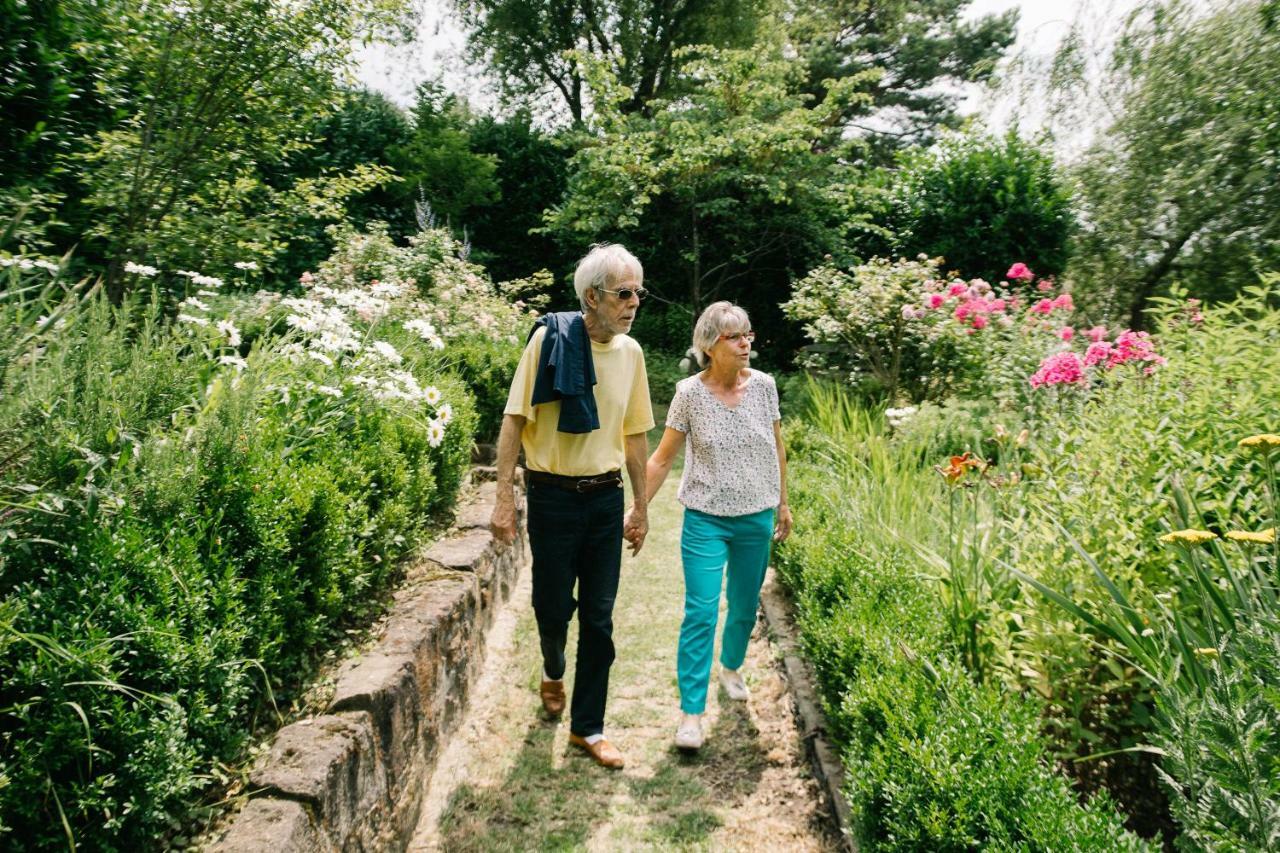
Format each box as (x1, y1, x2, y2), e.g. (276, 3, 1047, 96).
(719, 331, 755, 343)
(594, 285, 647, 302)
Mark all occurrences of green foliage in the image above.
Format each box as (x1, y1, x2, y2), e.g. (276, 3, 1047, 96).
(467, 111, 572, 283)
(887, 132, 1074, 284)
(456, 0, 767, 123)
(774, 384, 1146, 850)
(0, 222, 519, 849)
(783, 256, 984, 401)
(1062, 0, 1280, 324)
(787, 0, 1018, 161)
(547, 46, 869, 353)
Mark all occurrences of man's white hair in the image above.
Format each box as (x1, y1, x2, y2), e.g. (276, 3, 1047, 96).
(692, 301, 751, 367)
(573, 243, 643, 312)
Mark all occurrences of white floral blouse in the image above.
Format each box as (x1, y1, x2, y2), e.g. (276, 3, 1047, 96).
(665, 369, 781, 517)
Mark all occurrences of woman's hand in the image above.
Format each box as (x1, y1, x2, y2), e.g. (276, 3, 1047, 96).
(773, 503, 793, 542)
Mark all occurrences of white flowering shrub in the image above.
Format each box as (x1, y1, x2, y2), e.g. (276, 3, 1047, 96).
(783, 256, 988, 401)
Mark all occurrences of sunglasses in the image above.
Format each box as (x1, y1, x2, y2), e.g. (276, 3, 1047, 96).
(594, 285, 647, 302)
(719, 331, 755, 343)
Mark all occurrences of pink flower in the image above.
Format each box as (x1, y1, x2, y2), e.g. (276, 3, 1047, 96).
(1029, 351, 1087, 388)
(1030, 298, 1054, 315)
(971, 315, 989, 330)
(947, 282, 968, 297)
(1085, 325, 1107, 342)
(1084, 341, 1113, 366)
(1058, 326, 1074, 342)
(990, 298, 1007, 313)
(1051, 293, 1074, 311)
(1007, 262, 1034, 281)
(300, 271, 314, 285)
(926, 293, 945, 309)
(1037, 280, 1054, 292)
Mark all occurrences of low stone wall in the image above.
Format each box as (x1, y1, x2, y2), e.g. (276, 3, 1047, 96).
(210, 469, 526, 852)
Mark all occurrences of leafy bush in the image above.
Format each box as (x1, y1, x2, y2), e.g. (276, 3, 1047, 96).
(887, 131, 1074, 285)
(0, 229, 510, 849)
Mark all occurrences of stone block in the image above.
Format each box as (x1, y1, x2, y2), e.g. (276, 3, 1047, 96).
(249, 712, 387, 847)
(208, 798, 329, 853)
(423, 529, 493, 576)
(328, 653, 420, 794)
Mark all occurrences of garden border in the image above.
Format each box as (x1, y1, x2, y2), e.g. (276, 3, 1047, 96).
(759, 568, 858, 853)
(208, 467, 526, 852)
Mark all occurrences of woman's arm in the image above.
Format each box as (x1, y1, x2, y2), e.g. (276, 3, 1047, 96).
(773, 420, 792, 542)
(645, 426, 686, 504)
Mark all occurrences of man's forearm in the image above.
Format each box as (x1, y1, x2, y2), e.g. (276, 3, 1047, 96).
(494, 413, 526, 493)
(624, 433, 649, 511)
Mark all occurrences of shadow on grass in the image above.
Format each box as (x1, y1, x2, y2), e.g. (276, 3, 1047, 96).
(630, 691, 770, 846)
(437, 719, 624, 851)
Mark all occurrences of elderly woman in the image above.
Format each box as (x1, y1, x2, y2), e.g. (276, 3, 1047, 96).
(640, 301, 792, 751)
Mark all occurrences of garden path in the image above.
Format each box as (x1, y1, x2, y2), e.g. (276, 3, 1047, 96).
(407, 454, 838, 851)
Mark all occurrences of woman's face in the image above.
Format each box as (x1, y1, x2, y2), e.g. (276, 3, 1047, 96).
(707, 327, 753, 369)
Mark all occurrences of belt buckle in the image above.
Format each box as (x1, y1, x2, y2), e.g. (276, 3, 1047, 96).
(575, 477, 592, 493)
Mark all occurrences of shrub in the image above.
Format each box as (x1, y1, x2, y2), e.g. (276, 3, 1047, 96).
(888, 131, 1074, 285)
(0, 238, 487, 849)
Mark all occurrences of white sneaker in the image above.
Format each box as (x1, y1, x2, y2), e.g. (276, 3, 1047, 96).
(719, 668, 749, 701)
(674, 715, 704, 751)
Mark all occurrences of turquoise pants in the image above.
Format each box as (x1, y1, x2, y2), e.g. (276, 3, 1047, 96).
(677, 506, 775, 714)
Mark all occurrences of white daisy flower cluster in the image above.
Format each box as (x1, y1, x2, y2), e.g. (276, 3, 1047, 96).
(178, 295, 241, 352)
(402, 318, 445, 350)
(175, 270, 225, 289)
(233, 261, 259, 271)
(124, 261, 160, 277)
(3, 256, 62, 273)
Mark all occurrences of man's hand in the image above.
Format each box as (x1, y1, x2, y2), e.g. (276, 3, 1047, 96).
(490, 492, 517, 545)
(623, 505, 649, 556)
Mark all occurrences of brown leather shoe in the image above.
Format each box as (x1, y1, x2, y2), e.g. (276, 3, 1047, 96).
(539, 679, 565, 718)
(568, 733, 625, 769)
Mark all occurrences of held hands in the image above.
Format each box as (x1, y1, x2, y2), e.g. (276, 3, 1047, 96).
(773, 503, 793, 542)
(623, 505, 649, 556)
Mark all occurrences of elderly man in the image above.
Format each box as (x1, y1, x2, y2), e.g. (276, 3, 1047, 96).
(489, 243, 653, 769)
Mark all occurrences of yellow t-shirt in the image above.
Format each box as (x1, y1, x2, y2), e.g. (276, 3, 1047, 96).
(504, 326, 655, 476)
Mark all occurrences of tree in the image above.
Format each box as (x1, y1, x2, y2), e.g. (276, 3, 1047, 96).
(65, 0, 413, 297)
(1062, 0, 1280, 325)
(467, 111, 573, 282)
(887, 131, 1074, 285)
(453, 0, 767, 123)
(544, 47, 874, 352)
(385, 82, 501, 233)
(787, 0, 1018, 161)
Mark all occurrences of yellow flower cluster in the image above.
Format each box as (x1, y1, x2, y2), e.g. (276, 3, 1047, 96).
(1224, 528, 1276, 545)
(1159, 529, 1218, 545)
(1238, 433, 1280, 452)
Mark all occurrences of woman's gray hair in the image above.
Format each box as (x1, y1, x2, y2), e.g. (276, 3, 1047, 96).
(691, 301, 751, 367)
(573, 243, 643, 312)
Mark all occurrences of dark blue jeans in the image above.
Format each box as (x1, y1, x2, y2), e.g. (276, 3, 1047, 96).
(526, 479, 624, 738)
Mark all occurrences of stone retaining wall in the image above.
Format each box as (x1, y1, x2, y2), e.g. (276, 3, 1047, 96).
(209, 468, 526, 852)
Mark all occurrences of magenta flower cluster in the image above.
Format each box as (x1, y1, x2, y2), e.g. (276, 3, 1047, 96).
(911, 261, 1170, 390)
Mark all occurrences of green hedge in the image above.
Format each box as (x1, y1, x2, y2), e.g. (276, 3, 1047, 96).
(0, 229, 511, 848)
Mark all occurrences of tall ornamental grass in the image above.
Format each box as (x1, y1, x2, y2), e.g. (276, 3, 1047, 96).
(0, 225, 527, 850)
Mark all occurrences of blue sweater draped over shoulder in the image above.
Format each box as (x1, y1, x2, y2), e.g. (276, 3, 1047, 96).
(529, 311, 600, 433)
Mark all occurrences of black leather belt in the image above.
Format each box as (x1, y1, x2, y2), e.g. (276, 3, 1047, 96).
(526, 469, 623, 493)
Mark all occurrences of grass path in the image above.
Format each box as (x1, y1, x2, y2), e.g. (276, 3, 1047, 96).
(407, 452, 838, 851)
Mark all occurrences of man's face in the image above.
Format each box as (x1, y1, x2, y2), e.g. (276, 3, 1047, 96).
(589, 275, 641, 335)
